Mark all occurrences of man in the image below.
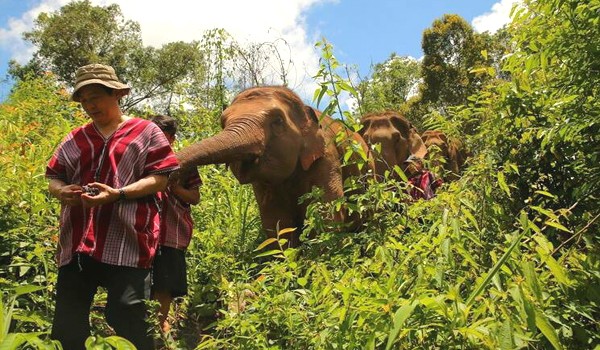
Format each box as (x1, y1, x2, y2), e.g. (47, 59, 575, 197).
(46, 63, 179, 349)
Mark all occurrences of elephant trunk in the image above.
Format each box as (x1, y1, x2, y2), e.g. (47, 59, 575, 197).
(176, 125, 265, 171)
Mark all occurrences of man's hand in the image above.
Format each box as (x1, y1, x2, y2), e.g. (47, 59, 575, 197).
(55, 184, 84, 206)
(80, 182, 119, 208)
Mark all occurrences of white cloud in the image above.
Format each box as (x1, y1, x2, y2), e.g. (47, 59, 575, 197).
(472, 0, 520, 33)
(0, 0, 331, 100)
(0, 0, 70, 63)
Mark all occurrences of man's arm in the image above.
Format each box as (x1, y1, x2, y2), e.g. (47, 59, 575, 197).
(48, 179, 83, 206)
(80, 174, 169, 207)
(169, 184, 200, 205)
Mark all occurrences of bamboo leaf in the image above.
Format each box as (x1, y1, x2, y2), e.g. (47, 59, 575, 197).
(0, 333, 27, 349)
(467, 220, 528, 305)
(544, 220, 571, 233)
(385, 302, 416, 350)
(497, 171, 511, 197)
(277, 227, 297, 237)
(522, 261, 543, 302)
(498, 319, 515, 350)
(254, 249, 283, 258)
(535, 247, 570, 285)
(535, 310, 563, 350)
(254, 238, 278, 252)
(13, 285, 44, 297)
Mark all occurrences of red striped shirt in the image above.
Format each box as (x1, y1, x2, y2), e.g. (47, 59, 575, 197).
(46, 118, 179, 268)
(159, 170, 202, 250)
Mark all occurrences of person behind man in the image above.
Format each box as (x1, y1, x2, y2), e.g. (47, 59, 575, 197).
(404, 155, 443, 200)
(46, 63, 179, 350)
(150, 114, 202, 334)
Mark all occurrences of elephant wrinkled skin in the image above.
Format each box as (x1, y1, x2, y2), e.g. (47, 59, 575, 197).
(359, 111, 427, 181)
(420, 130, 468, 181)
(175, 86, 374, 247)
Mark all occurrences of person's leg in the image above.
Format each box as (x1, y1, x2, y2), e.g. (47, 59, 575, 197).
(153, 290, 173, 333)
(151, 246, 188, 334)
(51, 256, 98, 350)
(103, 264, 154, 350)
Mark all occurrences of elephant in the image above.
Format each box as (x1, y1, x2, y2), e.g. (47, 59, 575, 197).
(358, 111, 428, 181)
(175, 86, 374, 247)
(420, 130, 468, 181)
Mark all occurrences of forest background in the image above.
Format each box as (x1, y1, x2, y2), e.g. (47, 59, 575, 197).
(0, 0, 598, 349)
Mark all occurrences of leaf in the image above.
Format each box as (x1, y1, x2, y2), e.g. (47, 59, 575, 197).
(104, 336, 137, 349)
(498, 319, 515, 350)
(534, 190, 556, 199)
(0, 333, 27, 349)
(13, 285, 45, 297)
(535, 310, 563, 350)
(385, 302, 416, 350)
(522, 261, 543, 302)
(520, 286, 537, 333)
(467, 220, 528, 305)
(497, 171, 511, 197)
(254, 249, 283, 258)
(535, 247, 570, 285)
(254, 238, 278, 252)
(530, 206, 557, 220)
(544, 220, 571, 233)
(277, 227, 296, 237)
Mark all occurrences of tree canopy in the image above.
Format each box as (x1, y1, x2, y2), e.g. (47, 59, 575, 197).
(419, 14, 490, 107)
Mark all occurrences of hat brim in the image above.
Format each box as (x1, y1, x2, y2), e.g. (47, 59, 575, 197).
(71, 79, 130, 102)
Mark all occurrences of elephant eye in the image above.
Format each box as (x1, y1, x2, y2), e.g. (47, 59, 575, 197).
(271, 115, 284, 127)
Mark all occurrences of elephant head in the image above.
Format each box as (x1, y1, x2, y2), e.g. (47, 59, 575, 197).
(176, 86, 370, 247)
(359, 111, 427, 180)
(420, 130, 467, 181)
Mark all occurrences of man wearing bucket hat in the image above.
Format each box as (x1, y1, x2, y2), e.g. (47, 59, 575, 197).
(46, 63, 179, 349)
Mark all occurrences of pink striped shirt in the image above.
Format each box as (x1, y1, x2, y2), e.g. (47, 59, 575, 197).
(46, 118, 179, 268)
(159, 170, 202, 250)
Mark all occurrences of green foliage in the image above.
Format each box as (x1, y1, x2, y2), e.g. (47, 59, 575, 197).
(0, 74, 80, 336)
(358, 53, 420, 114)
(420, 14, 491, 108)
(13, 0, 206, 113)
(15, 0, 143, 83)
(313, 38, 359, 125)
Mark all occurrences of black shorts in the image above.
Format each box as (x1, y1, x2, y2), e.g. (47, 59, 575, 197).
(152, 246, 187, 298)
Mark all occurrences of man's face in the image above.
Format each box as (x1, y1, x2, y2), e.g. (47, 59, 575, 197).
(165, 132, 175, 145)
(77, 84, 120, 122)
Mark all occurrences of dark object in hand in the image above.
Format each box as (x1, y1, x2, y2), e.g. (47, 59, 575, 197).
(82, 185, 100, 196)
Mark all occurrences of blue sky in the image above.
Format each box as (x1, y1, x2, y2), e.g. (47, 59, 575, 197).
(0, 0, 516, 101)
(305, 0, 509, 75)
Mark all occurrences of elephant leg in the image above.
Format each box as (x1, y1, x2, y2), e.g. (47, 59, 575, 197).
(254, 186, 302, 249)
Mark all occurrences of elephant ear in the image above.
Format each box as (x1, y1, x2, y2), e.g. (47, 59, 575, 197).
(408, 126, 427, 159)
(437, 131, 448, 144)
(447, 141, 461, 174)
(300, 106, 326, 171)
(391, 115, 428, 159)
(358, 119, 370, 137)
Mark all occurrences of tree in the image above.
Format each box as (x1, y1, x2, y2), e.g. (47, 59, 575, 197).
(11, 0, 204, 111)
(419, 14, 489, 107)
(13, 0, 143, 83)
(357, 53, 420, 114)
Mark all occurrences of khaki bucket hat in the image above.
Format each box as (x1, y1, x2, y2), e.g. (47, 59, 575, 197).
(71, 63, 130, 102)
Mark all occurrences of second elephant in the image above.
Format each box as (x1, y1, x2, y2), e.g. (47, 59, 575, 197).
(359, 111, 427, 181)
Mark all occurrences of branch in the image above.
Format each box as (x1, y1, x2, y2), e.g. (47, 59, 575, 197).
(551, 212, 600, 256)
